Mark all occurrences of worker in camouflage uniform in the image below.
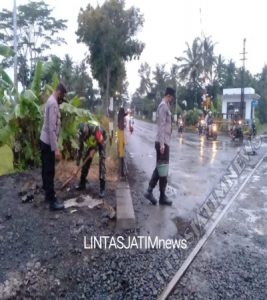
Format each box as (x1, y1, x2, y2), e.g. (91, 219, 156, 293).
(75, 120, 107, 198)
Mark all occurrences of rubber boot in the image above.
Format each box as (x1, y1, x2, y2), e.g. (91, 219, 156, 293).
(144, 186, 157, 205)
(159, 192, 172, 206)
(75, 177, 86, 191)
(99, 179, 105, 198)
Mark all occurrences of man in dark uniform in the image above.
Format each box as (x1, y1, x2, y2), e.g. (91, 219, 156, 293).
(75, 120, 107, 198)
(144, 87, 175, 206)
(40, 83, 67, 211)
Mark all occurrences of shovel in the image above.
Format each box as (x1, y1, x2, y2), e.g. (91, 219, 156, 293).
(60, 149, 96, 190)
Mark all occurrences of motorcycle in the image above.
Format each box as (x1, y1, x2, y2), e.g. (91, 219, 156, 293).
(129, 117, 134, 134)
(178, 120, 184, 133)
(206, 123, 218, 141)
(198, 119, 205, 135)
(230, 120, 243, 142)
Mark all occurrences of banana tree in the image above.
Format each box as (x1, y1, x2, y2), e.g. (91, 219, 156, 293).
(0, 62, 43, 169)
(1, 45, 98, 169)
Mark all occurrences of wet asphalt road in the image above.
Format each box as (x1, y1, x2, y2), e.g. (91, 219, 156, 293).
(169, 152, 267, 300)
(125, 119, 244, 238)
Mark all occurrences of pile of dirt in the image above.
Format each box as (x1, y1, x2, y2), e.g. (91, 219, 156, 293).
(55, 157, 118, 191)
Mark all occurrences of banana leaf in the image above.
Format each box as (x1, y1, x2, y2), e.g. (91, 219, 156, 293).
(0, 44, 15, 58)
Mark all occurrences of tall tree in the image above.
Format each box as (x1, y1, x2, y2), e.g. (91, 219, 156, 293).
(61, 54, 74, 89)
(175, 37, 203, 107)
(214, 54, 226, 87)
(137, 62, 153, 96)
(42, 55, 62, 86)
(223, 60, 237, 88)
(202, 36, 217, 82)
(0, 1, 67, 88)
(152, 64, 170, 106)
(76, 0, 144, 111)
(72, 60, 95, 107)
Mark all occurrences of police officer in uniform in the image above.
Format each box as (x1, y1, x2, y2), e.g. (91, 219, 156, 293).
(144, 87, 175, 206)
(75, 120, 107, 198)
(40, 83, 67, 211)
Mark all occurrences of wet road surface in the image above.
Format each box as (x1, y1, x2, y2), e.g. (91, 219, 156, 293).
(125, 119, 246, 238)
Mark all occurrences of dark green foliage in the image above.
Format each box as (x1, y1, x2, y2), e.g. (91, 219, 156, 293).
(0, 1, 67, 88)
(76, 0, 144, 110)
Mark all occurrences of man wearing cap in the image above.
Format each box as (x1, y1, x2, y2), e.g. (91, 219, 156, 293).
(75, 120, 107, 198)
(144, 87, 175, 206)
(40, 83, 67, 211)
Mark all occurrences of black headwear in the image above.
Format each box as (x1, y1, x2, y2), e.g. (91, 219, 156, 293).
(56, 82, 67, 102)
(57, 82, 67, 94)
(165, 87, 176, 98)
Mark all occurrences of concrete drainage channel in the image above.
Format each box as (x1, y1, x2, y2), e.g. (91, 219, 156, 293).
(116, 158, 136, 230)
(116, 180, 135, 229)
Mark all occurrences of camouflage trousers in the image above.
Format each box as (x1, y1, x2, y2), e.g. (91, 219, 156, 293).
(80, 143, 106, 184)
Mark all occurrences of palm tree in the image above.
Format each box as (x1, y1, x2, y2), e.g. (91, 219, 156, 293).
(202, 36, 217, 82)
(137, 62, 153, 96)
(214, 54, 226, 85)
(224, 59, 237, 88)
(152, 64, 170, 103)
(175, 37, 203, 107)
(61, 54, 74, 89)
(168, 64, 179, 88)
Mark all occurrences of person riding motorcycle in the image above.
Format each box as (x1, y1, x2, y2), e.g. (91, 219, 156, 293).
(231, 119, 243, 141)
(129, 116, 134, 134)
(177, 115, 184, 133)
(205, 111, 213, 135)
(198, 115, 205, 135)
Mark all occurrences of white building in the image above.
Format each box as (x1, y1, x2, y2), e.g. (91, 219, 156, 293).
(222, 87, 260, 123)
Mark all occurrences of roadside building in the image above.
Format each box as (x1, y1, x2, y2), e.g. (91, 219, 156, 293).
(222, 87, 260, 124)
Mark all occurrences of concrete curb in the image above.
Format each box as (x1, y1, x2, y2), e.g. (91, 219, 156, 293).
(116, 180, 135, 230)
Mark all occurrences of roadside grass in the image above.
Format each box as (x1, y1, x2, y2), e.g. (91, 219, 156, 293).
(0, 145, 14, 176)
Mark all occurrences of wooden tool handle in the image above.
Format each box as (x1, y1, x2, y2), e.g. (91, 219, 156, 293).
(60, 149, 96, 190)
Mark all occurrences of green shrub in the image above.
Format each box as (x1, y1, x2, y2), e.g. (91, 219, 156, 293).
(185, 109, 202, 126)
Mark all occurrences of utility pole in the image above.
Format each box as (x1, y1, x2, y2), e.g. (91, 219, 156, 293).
(13, 0, 18, 95)
(240, 38, 247, 120)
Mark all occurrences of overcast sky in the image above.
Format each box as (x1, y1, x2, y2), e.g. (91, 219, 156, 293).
(1, 0, 267, 95)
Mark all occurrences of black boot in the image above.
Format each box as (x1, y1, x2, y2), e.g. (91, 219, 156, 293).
(50, 199, 64, 211)
(99, 179, 105, 198)
(144, 186, 157, 205)
(159, 193, 172, 206)
(75, 179, 86, 191)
